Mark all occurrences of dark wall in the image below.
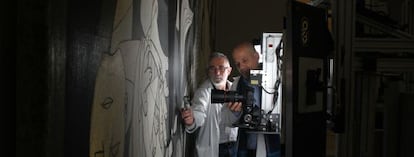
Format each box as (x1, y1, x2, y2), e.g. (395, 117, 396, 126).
(65, 0, 116, 156)
(17, 0, 116, 156)
(214, 0, 286, 78)
(214, 0, 286, 54)
(17, 0, 49, 156)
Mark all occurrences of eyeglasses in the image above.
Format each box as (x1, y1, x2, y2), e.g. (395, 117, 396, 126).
(208, 66, 229, 73)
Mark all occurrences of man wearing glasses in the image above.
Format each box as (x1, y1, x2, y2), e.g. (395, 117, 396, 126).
(181, 52, 242, 157)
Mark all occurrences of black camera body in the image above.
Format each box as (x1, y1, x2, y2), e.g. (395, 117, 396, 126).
(211, 87, 279, 133)
(211, 89, 245, 103)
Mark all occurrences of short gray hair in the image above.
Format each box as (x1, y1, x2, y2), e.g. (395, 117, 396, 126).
(208, 52, 229, 65)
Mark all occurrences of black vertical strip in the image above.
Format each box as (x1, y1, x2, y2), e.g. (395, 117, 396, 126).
(132, 0, 144, 40)
(158, 0, 169, 55)
(17, 0, 48, 156)
(167, 0, 177, 152)
(46, 0, 67, 156)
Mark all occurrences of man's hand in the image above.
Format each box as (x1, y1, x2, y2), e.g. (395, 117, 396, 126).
(180, 108, 194, 126)
(227, 102, 242, 112)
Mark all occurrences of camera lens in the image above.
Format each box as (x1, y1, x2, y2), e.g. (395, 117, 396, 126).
(211, 89, 244, 103)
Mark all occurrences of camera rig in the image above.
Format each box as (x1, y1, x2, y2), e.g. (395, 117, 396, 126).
(212, 33, 283, 134)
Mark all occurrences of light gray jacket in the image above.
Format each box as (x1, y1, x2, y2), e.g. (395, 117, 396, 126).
(186, 79, 241, 157)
